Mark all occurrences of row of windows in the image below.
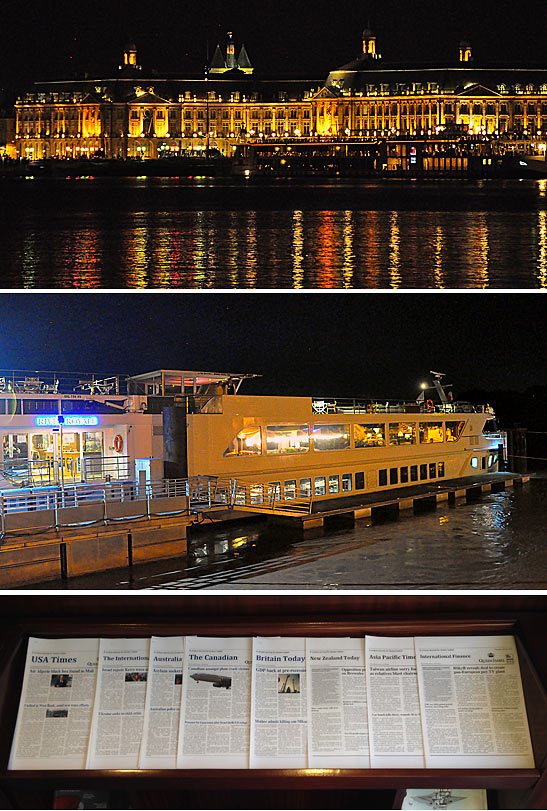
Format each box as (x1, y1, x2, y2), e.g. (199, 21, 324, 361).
(225, 421, 465, 457)
(268, 459, 447, 500)
(268, 452, 497, 500)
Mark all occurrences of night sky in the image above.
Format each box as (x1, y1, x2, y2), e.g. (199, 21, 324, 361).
(2, 0, 547, 94)
(1, 292, 545, 400)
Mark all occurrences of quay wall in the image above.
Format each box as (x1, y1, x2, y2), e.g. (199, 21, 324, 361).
(0, 514, 191, 587)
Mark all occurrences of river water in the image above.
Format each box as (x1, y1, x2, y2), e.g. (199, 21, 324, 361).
(2, 176, 547, 288)
(20, 477, 547, 591)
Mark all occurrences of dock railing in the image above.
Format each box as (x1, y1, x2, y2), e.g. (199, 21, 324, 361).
(0, 474, 313, 535)
(0, 478, 190, 537)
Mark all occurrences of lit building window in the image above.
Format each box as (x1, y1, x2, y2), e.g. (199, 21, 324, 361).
(419, 422, 444, 443)
(223, 426, 262, 457)
(266, 425, 309, 455)
(445, 421, 465, 441)
(313, 424, 350, 451)
(354, 423, 385, 448)
(388, 422, 416, 445)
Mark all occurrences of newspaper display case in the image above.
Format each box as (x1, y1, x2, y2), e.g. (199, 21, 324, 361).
(0, 595, 546, 810)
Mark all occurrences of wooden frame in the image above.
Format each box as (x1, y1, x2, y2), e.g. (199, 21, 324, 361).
(0, 595, 546, 810)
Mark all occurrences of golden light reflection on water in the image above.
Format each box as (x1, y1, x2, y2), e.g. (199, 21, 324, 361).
(21, 193, 547, 288)
(538, 209, 547, 288)
(473, 214, 490, 288)
(292, 210, 304, 289)
(245, 211, 258, 288)
(66, 227, 101, 287)
(342, 210, 354, 287)
(316, 212, 338, 287)
(433, 225, 445, 289)
(389, 211, 402, 289)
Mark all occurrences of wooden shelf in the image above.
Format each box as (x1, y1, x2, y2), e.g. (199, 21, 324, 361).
(0, 595, 546, 810)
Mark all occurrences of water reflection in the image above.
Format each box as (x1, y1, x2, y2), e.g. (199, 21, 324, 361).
(5, 178, 547, 288)
(538, 210, 547, 288)
(292, 210, 304, 288)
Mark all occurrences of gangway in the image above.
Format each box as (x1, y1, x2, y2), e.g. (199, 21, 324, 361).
(188, 476, 313, 517)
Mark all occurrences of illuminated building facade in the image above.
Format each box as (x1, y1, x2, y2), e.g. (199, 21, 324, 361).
(14, 29, 547, 160)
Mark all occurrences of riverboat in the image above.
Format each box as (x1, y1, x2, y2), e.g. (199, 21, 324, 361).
(178, 372, 504, 503)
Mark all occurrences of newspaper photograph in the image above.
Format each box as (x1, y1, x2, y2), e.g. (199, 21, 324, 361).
(177, 636, 252, 769)
(415, 635, 535, 769)
(139, 636, 184, 769)
(86, 637, 150, 769)
(250, 637, 307, 769)
(365, 636, 425, 768)
(9, 637, 100, 770)
(306, 637, 369, 768)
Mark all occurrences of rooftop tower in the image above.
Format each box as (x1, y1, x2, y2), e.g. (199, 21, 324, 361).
(209, 32, 253, 74)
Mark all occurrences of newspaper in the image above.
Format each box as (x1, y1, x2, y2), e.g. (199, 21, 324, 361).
(139, 636, 184, 769)
(250, 637, 307, 769)
(177, 636, 252, 769)
(9, 637, 100, 770)
(365, 636, 425, 768)
(86, 637, 150, 769)
(415, 635, 535, 769)
(306, 637, 369, 768)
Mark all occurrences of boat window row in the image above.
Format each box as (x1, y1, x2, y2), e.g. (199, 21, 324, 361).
(224, 421, 466, 457)
(268, 459, 448, 500)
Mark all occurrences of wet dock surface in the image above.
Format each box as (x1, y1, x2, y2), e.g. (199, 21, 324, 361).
(18, 476, 547, 591)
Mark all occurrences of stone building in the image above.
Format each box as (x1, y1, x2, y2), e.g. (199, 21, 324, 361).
(14, 28, 547, 160)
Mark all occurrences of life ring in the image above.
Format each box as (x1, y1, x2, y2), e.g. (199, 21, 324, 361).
(113, 434, 123, 453)
(426, 399, 434, 411)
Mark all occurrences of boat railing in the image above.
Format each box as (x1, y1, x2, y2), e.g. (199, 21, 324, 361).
(0, 369, 127, 396)
(311, 398, 491, 415)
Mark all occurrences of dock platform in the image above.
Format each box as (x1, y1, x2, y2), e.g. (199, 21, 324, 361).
(268, 472, 530, 534)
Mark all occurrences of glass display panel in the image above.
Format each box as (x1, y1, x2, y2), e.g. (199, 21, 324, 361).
(354, 423, 385, 448)
(313, 424, 350, 452)
(355, 471, 365, 490)
(329, 475, 340, 494)
(379, 469, 387, 486)
(429, 462, 437, 478)
(266, 425, 309, 455)
(400, 466, 409, 483)
(446, 420, 465, 441)
(389, 422, 416, 445)
(390, 468, 398, 484)
(410, 465, 418, 481)
(300, 477, 311, 495)
(342, 473, 352, 491)
(438, 462, 445, 477)
(224, 425, 262, 457)
(420, 464, 428, 479)
(419, 422, 444, 443)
